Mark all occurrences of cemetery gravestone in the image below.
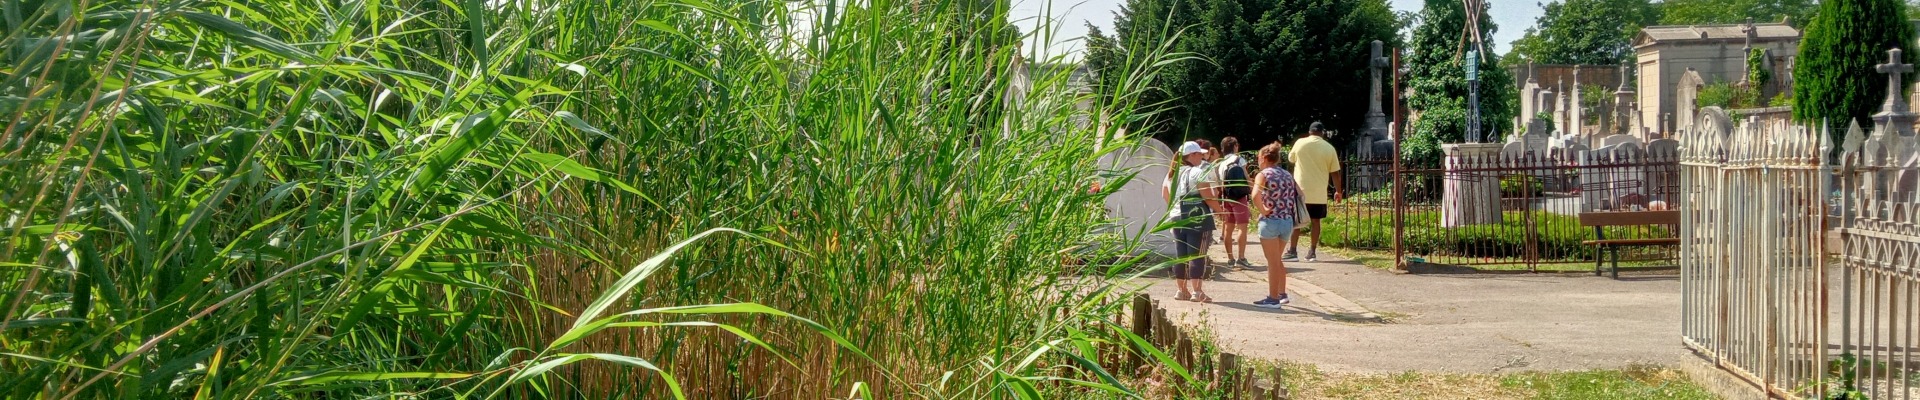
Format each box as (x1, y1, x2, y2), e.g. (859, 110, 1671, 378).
(1442, 143, 1505, 226)
(1096, 139, 1177, 256)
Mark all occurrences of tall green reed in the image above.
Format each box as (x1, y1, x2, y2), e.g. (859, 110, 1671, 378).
(2, 0, 1184, 398)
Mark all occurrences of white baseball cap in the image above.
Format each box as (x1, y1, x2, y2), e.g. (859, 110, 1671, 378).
(1179, 141, 1209, 156)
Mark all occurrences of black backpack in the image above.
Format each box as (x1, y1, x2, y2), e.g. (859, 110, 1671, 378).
(1221, 156, 1251, 200)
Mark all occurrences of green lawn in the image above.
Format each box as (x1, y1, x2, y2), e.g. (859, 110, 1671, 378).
(1324, 247, 1672, 272)
(1500, 367, 1719, 400)
(1274, 362, 1718, 399)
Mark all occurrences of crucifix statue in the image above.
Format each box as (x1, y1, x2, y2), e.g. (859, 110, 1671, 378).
(1877, 48, 1912, 116)
(1367, 40, 1390, 119)
(1361, 40, 1393, 156)
(1740, 17, 1757, 53)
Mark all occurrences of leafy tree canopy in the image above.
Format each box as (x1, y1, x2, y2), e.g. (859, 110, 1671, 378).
(1506, 0, 1660, 66)
(1656, 0, 1818, 25)
(1086, 0, 1401, 149)
(1403, 0, 1518, 167)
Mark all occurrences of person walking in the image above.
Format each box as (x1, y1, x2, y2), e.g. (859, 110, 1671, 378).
(1286, 122, 1343, 262)
(1215, 137, 1254, 268)
(1163, 141, 1219, 303)
(1250, 143, 1302, 308)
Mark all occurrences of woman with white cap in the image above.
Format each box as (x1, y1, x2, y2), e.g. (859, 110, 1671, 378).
(1163, 141, 1219, 302)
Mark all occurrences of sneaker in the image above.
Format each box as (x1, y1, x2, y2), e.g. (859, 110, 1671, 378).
(1305, 249, 1319, 262)
(1253, 297, 1282, 309)
(1275, 294, 1292, 305)
(1282, 251, 1299, 261)
(1237, 258, 1254, 268)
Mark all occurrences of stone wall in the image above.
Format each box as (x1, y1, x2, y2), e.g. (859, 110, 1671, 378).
(1509, 64, 1624, 92)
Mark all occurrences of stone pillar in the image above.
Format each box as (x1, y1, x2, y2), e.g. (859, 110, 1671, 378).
(1442, 143, 1506, 227)
(1570, 67, 1583, 137)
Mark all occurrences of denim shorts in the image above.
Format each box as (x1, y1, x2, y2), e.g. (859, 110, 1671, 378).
(1257, 217, 1295, 239)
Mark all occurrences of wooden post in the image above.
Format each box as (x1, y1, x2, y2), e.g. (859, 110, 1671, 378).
(1130, 294, 1150, 369)
(1167, 332, 1182, 371)
(1270, 368, 1287, 400)
(1220, 352, 1240, 399)
(1154, 308, 1169, 346)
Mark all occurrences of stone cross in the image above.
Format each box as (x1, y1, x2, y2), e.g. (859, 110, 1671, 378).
(1878, 48, 1912, 112)
(1361, 40, 1392, 157)
(1874, 48, 1915, 138)
(1367, 40, 1390, 118)
(1740, 17, 1757, 52)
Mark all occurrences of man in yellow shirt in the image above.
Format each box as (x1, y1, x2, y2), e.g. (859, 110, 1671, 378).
(1286, 122, 1342, 262)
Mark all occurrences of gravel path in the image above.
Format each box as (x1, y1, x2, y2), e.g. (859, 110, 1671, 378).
(1141, 241, 1691, 373)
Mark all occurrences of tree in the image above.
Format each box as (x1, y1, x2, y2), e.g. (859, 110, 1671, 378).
(1658, 0, 1818, 25)
(1403, 0, 1518, 167)
(1792, 0, 1915, 140)
(1505, 0, 1660, 66)
(1085, 0, 1401, 148)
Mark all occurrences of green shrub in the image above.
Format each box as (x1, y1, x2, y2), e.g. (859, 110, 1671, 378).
(1323, 210, 1670, 261)
(1501, 175, 1545, 197)
(1347, 187, 1396, 206)
(1697, 81, 1762, 109)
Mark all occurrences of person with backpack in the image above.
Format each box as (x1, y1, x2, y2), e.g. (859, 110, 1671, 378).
(1163, 141, 1220, 303)
(1215, 137, 1254, 268)
(1191, 138, 1222, 266)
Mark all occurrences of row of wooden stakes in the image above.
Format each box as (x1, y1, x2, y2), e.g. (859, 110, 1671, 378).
(1110, 293, 1291, 399)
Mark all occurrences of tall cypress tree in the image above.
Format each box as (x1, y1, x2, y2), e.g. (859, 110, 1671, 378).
(1792, 0, 1915, 140)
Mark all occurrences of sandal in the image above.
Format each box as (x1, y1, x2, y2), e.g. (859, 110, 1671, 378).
(1194, 293, 1213, 303)
(1174, 291, 1192, 301)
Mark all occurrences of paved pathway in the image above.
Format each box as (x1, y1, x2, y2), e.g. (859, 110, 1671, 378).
(1141, 240, 1691, 373)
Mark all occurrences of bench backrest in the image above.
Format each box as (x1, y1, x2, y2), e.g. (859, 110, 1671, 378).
(1578, 210, 1680, 227)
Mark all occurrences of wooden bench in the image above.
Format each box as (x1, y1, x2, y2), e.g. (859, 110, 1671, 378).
(1578, 211, 1681, 278)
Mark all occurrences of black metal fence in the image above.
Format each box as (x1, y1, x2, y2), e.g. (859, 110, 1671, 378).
(1322, 147, 1680, 271)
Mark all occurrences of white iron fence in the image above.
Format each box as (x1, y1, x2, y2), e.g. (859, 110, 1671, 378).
(1682, 99, 1920, 398)
(1679, 108, 1832, 398)
(1835, 114, 1920, 399)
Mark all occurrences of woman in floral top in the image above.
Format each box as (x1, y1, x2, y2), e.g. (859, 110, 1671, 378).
(1250, 143, 1303, 309)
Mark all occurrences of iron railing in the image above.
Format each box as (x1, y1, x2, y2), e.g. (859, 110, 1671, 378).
(1678, 109, 1832, 398)
(1834, 117, 1920, 400)
(1330, 149, 1679, 270)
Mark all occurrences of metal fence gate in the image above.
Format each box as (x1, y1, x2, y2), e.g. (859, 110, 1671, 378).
(1680, 103, 1920, 398)
(1678, 110, 1831, 398)
(1329, 148, 1680, 271)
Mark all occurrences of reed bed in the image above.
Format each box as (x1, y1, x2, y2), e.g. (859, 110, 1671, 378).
(2, 0, 1188, 398)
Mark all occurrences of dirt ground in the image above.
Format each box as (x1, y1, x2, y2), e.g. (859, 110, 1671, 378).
(1141, 239, 1691, 374)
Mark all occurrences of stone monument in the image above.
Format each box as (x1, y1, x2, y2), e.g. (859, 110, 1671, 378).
(1441, 143, 1505, 226)
(1614, 63, 1636, 137)
(1569, 67, 1583, 137)
(1673, 69, 1706, 135)
(1096, 139, 1177, 256)
(1518, 64, 1541, 131)
(1361, 40, 1394, 159)
(1869, 48, 1920, 195)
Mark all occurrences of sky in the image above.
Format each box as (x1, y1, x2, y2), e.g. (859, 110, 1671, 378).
(1010, 0, 1544, 62)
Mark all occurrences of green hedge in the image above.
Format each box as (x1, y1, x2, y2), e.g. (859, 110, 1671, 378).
(1323, 210, 1671, 261)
